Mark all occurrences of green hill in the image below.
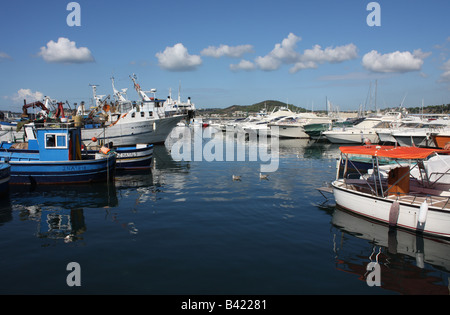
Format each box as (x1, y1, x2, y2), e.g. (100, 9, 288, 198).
(201, 100, 309, 116)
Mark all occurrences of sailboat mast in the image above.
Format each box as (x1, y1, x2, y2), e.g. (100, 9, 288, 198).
(374, 79, 378, 113)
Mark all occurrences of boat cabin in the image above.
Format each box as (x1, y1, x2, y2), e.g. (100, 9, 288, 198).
(27, 125, 82, 161)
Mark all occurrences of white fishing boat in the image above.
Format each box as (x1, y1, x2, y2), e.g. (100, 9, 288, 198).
(324, 145, 450, 239)
(78, 76, 186, 146)
(164, 84, 196, 121)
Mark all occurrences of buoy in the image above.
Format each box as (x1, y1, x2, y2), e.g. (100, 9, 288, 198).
(91, 137, 97, 142)
(418, 200, 428, 225)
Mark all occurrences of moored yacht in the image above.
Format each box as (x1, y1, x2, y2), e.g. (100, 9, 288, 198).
(391, 119, 450, 147)
(322, 112, 403, 144)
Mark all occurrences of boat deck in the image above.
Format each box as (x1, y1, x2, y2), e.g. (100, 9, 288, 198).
(335, 180, 450, 211)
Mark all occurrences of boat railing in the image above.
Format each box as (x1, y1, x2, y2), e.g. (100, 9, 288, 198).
(427, 171, 450, 188)
(32, 121, 76, 130)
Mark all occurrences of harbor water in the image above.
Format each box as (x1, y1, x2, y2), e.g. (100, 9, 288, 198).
(1, 126, 450, 296)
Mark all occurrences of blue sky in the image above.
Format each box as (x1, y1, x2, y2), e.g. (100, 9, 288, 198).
(0, 0, 449, 112)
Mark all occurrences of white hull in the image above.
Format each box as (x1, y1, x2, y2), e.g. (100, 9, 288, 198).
(332, 179, 450, 239)
(81, 115, 185, 146)
(271, 125, 309, 138)
(392, 130, 432, 147)
(323, 130, 379, 144)
(377, 130, 397, 144)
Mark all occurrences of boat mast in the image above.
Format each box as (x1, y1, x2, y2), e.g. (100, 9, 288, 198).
(130, 74, 152, 102)
(374, 79, 378, 113)
(111, 77, 128, 103)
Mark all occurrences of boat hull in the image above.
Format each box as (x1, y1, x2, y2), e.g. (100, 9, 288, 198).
(377, 131, 397, 144)
(115, 144, 153, 170)
(432, 134, 450, 149)
(392, 134, 429, 147)
(271, 125, 309, 138)
(0, 163, 10, 196)
(81, 115, 186, 146)
(323, 130, 379, 144)
(7, 155, 116, 185)
(332, 180, 450, 239)
(303, 123, 330, 140)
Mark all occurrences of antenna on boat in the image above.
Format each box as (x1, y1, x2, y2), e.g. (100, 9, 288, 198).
(89, 84, 101, 106)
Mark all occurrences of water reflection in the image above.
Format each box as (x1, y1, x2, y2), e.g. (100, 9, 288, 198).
(0, 196, 12, 226)
(8, 183, 118, 243)
(331, 207, 450, 294)
(1, 144, 192, 244)
(10, 183, 118, 209)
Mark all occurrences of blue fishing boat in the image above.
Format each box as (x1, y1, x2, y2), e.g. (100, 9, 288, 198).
(0, 163, 10, 196)
(83, 143, 153, 171)
(0, 124, 116, 185)
(114, 144, 153, 170)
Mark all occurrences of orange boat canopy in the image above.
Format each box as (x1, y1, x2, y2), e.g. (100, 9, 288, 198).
(339, 145, 450, 159)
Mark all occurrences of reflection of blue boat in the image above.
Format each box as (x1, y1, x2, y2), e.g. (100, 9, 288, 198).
(0, 163, 10, 196)
(0, 124, 116, 185)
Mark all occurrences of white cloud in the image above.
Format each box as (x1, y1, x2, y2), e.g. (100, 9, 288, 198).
(362, 49, 430, 73)
(254, 55, 282, 71)
(11, 89, 44, 103)
(201, 44, 253, 58)
(230, 60, 256, 72)
(439, 59, 450, 82)
(289, 61, 318, 73)
(38, 37, 94, 64)
(251, 33, 357, 73)
(301, 43, 358, 64)
(254, 33, 302, 71)
(155, 43, 202, 71)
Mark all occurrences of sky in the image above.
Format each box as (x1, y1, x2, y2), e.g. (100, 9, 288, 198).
(0, 0, 449, 113)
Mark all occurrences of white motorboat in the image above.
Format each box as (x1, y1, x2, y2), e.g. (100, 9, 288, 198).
(322, 112, 403, 144)
(324, 145, 450, 239)
(238, 107, 295, 136)
(376, 116, 423, 144)
(270, 112, 336, 139)
(391, 119, 450, 147)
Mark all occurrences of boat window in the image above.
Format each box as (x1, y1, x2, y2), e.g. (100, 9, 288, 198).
(149, 112, 152, 117)
(45, 133, 67, 149)
(131, 112, 135, 118)
(141, 112, 145, 117)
